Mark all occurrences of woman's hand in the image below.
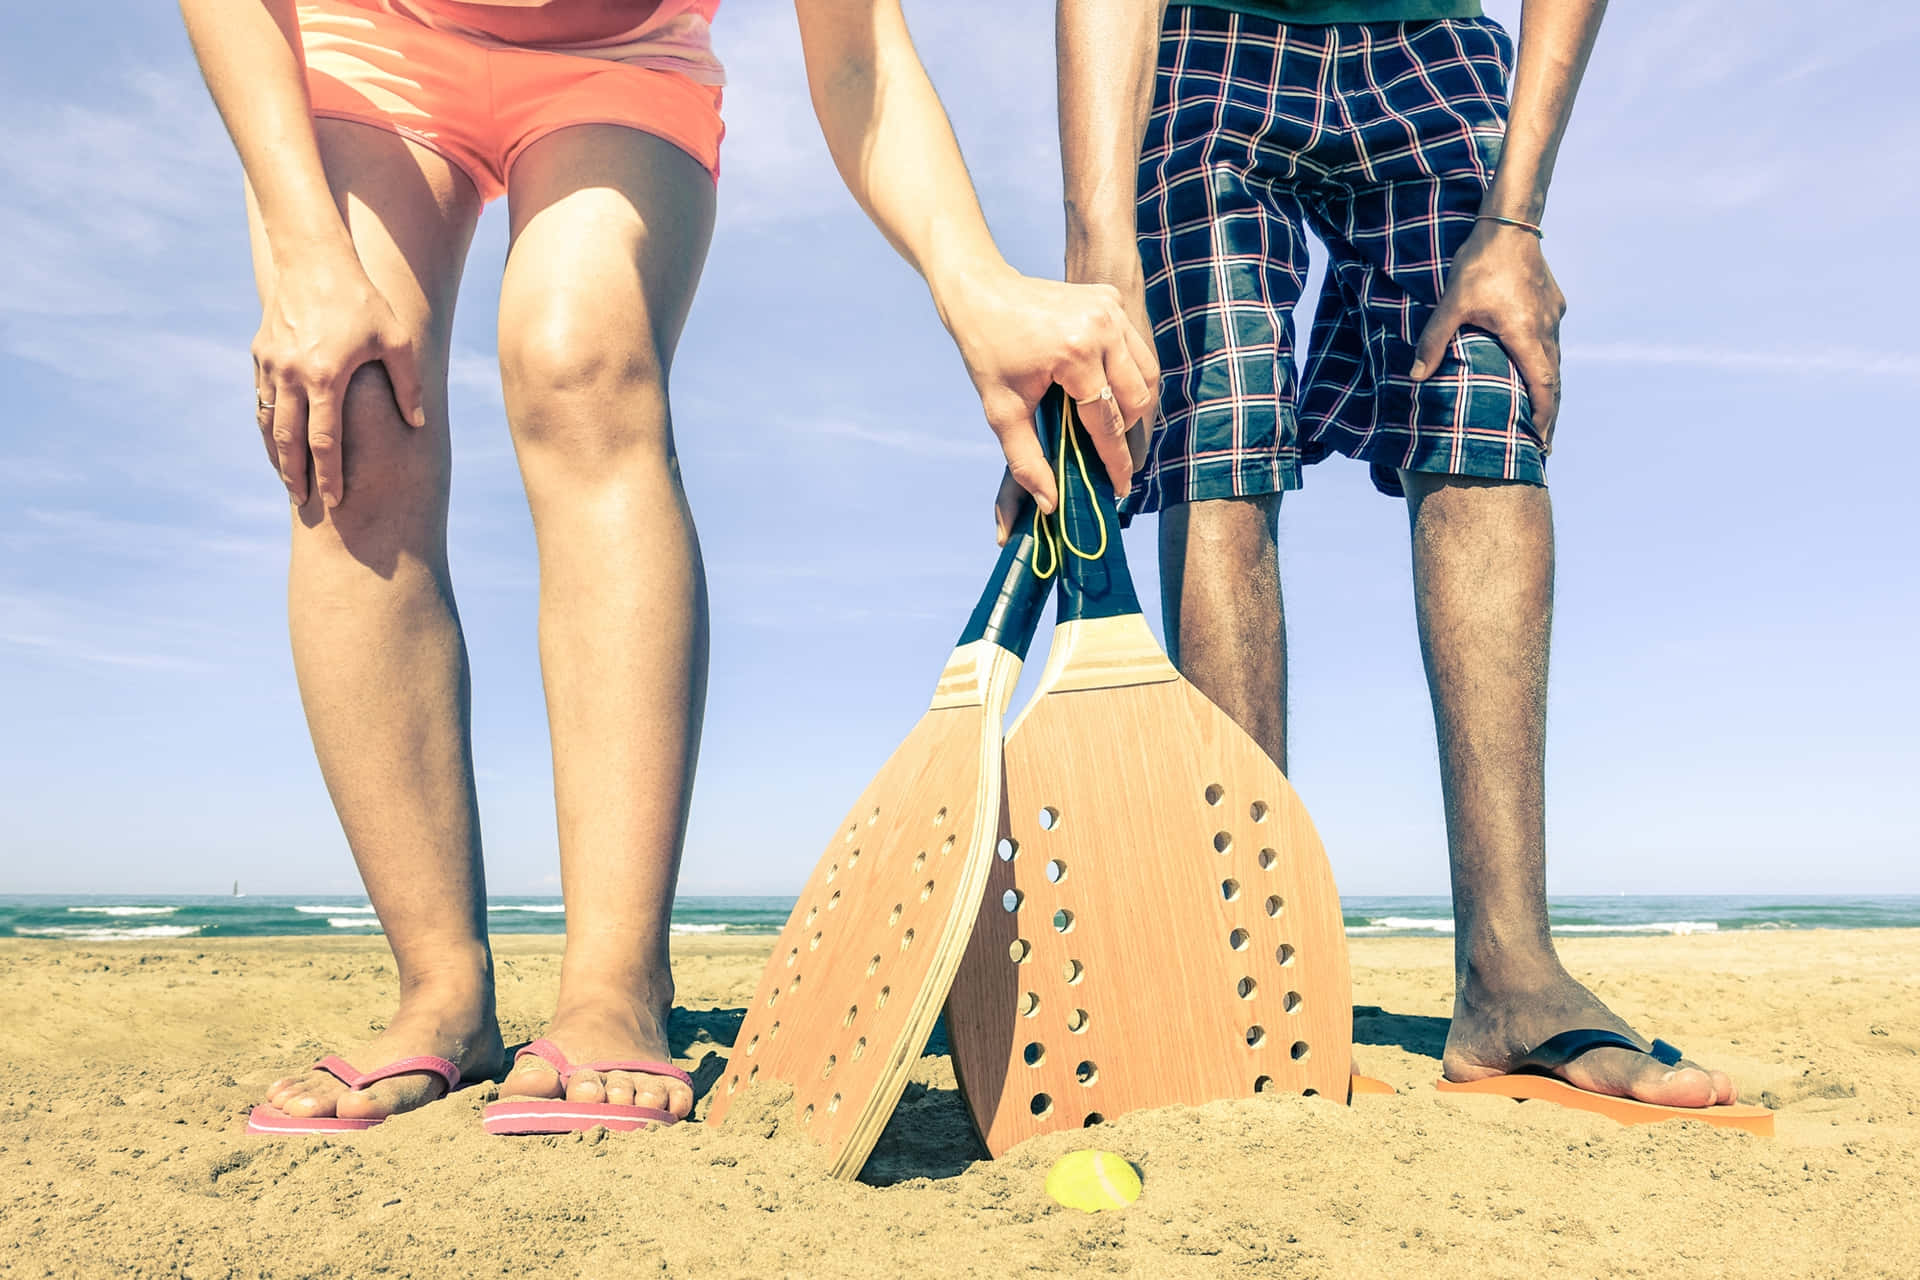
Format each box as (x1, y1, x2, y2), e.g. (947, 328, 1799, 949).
(252, 252, 426, 508)
(940, 265, 1158, 532)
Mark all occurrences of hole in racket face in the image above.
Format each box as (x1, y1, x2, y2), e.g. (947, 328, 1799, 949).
(828, 1093, 841, 1114)
(1061, 959, 1084, 985)
(827, 890, 841, 911)
(1068, 1009, 1089, 1034)
(802, 1104, 814, 1125)
(877, 985, 891, 1009)
(1023, 1041, 1045, 1067)
(1246, 1025, 1267, 1048)
(1265, 895, 1283, 918)
(900, 929, 915, 953)
(843, 1005, 858, 1028)
(941, 835, 955, 855)
(1284, 991, 1303, 1013)
(1291, 1041, 1310, 1061)
(1237, 977, 1257, 1000)
(1214, 831, 1233, 854)
(1229, 928, 1250, 951)
(822, 1055, 836, 1079)
(888, 903, 902, 927)
(852, 1037, 867, 1061)
(1053, 910, 1075, 934)
(1003, 889, 1023, 912)
(866, 954, 881, 977)
(919, 880, 935, 902)
(1038, 807, 1059, 832)
(1030, 1093, 1053, 1118)
(1020, 991, 1040, 1017)
(1009, 938, 1031, 964)
(1045, 859, 1066, 884)
(1250, 800, 1269, 823)
(997, 838, 1018, 862)
(912, 852, 926, 874)
(1083, 1112, 1105, 1127)
(1221, 879, 1241, 902)
(869, 806, 880, 826)
(1276, 943, 1296, 966)
(933, 806, 948, 826)
(1075, 1060, 1097, 1086)
(1258, 848, 1277, 870)
(1254, 1075, 1274, 1093)
(1205, 783, 1225, 806)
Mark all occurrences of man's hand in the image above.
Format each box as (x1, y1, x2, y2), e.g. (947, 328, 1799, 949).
(940, 266, 1158, 538)
(1410, 221, 1566, 450)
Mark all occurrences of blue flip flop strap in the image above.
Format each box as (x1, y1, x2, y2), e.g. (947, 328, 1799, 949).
(1515, 1029, 1684, 1071)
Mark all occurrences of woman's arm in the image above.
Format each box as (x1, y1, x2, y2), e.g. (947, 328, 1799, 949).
(179, 0, 425, 508)
(794, 0, 1159, 516)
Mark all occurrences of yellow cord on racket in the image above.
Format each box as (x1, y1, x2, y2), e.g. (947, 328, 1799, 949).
(1028, 388, 1109, 581)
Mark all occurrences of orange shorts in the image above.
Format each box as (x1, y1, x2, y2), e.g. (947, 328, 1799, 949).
(297, 0, 724, 203)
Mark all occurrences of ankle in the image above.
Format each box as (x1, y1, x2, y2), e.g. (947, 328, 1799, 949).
(1454, 935, 1568, 1004)
(392, 939, 495, 1008)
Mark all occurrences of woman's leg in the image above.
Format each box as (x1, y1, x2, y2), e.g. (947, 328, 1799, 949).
(492, 125, 713, 1119)
(253, 120, 504, 1122)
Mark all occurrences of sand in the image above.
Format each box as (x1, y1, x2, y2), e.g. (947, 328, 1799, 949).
(2, 930, 1915, 1279)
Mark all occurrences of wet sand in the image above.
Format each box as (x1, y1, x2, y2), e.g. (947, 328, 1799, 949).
(2, 930, 1914, 1278)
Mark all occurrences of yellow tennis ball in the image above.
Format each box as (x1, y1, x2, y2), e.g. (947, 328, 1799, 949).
(1045, 1149, 1141, 1212)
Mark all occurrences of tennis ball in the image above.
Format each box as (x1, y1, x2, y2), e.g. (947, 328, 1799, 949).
(1045, 1149, 1141, 1212)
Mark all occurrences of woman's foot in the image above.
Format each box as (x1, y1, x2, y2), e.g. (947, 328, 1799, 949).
(261, 974, 503, 1122)
(499, 977, 692, 1119)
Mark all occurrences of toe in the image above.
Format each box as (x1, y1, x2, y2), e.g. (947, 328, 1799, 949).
(661, 1076, 694, 1120)
(500, 1055, 564, 1101)
(1709, 1067, 1737, 1104)
(631, 1076, 669, 1111)
(1563, 1048, 1720, 1107)
(566, 1071, 607, 1104)
(603, 1072, 636, 1107)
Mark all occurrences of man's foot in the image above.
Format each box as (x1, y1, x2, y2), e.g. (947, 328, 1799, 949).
(499, 985, 692, 1119)
(261, 980, 503, 1122)
(1442, 962, 1736, 1107)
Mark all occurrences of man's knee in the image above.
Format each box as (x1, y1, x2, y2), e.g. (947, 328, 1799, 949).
(1162, 493, 1281, 578)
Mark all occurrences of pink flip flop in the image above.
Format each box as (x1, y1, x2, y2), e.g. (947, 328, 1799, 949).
(245, 1054, 462, 1135)
(481, 1037, 691, 1135)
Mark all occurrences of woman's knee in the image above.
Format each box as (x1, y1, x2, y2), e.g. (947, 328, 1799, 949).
(293, 361, 451, 557)
(498, 307, 671, 468)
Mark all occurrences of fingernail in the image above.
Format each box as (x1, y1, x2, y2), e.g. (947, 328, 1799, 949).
(324, 493, 339, 510)
(1409, 362, 1428, 380)
(994, 514, 1008, 547)
(1662, 1070, 1677, 1083)
(411, 407, 427, 427)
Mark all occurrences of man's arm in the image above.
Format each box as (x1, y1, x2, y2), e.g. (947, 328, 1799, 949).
(795, 0, 1158, 517)
(1411, 1, 1610, 447)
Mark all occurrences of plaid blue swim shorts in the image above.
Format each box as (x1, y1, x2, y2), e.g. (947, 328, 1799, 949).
(1129, 5, 1545, 511)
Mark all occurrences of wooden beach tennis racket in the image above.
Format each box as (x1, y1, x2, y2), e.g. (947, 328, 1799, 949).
(704, 462, 1058, 1178)
(945, 390, 1353, 1155)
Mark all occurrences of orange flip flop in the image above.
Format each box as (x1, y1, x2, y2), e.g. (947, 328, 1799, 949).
(1435, 1030, 1773, 1137)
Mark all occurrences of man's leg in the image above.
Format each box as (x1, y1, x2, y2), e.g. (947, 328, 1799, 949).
(1158, 494, 1287, 771)
(254, 121, 503, 1122)
(1406, 472, 1734, 1105)
(492, 126, 714, 1121)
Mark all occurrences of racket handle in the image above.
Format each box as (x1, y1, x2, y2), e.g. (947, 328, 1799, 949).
(955, 399, 1062, 659)
(956, 510, 1051, 659)
(1044, 388, 1143, 623)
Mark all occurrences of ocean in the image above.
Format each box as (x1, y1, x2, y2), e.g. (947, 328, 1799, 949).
(3, 893, 1916, 942)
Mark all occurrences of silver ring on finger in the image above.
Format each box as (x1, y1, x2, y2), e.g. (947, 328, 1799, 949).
(1074, 385, 1115, 407)
(257, 395, 276, 413)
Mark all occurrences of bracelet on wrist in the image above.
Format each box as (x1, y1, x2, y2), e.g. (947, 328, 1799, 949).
(1477, 213, 1543, 238)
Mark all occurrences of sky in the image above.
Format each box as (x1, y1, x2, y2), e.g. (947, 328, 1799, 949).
(1, 1, 1916, 898)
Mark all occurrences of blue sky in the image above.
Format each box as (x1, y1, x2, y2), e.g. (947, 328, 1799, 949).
(2, 1, 1915, 897)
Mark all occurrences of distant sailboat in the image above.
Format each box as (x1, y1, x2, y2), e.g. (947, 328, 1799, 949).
(232, 880, 244, 898)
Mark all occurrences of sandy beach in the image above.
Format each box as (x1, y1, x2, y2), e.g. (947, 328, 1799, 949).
(3, 930, 1914, 1278)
